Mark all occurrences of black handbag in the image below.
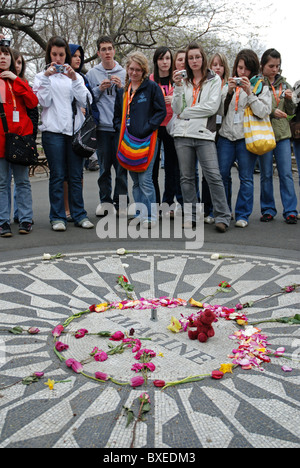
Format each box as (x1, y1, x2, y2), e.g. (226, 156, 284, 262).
(72, 97, 97, 158)
(0, 102, 38, 166)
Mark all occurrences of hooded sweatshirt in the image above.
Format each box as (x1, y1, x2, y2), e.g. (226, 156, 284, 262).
(86, 61, 126, 132)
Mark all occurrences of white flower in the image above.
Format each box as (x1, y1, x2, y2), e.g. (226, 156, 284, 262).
(211, 253, 220, 260)
(117, 248, 127, 255)
(43, 253, 52, 260)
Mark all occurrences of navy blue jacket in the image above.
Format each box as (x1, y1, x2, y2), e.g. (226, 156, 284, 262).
(114, 78, 166, 139)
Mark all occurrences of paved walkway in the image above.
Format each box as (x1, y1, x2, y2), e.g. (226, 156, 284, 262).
(0, 169, 299, 449)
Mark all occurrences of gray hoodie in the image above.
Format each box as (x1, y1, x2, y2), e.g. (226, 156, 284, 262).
(86, 61, 126, 132)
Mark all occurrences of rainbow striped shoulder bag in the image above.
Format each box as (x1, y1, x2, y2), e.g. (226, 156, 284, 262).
(117, 90, 158, 172)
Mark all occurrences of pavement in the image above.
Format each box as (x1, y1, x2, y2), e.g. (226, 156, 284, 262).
(0, 166, 300, 450)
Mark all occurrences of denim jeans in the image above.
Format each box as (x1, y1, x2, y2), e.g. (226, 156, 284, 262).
(0, 159, 33, 225)
(130, 145, 158, 223)
(42, 131, 88, 225)
(293, 140, 300, 208)
(175, 137, 231, 225)
(97, 130, 128, 210)
(260, 138, 298, 219)
(217, 136, 258, 222)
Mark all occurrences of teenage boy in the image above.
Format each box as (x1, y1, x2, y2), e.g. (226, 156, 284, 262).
(87, 36, 127, 216)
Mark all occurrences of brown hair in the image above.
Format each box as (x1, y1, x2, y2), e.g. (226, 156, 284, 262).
(185, 42, 208, 88)
(0, 46, 17, 75)
(232, 49, 260, 79)
(45, 36, 72, 66)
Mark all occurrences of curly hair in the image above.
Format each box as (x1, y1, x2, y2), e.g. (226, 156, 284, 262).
(124, 51, 150, 91)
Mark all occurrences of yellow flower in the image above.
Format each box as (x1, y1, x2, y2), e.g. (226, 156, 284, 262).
(189, 298, 203, 308)
(158, 352, 164, 357)
(236, 319, 248, 326)
(167, 316, 182, 333)
(44, 379, 55, 390)
(95, 303, 109, 312)
(219, 363, 234, 375)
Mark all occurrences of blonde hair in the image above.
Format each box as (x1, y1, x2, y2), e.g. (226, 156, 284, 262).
(125, 51, 150, 91)
(209, 53, 230, 83)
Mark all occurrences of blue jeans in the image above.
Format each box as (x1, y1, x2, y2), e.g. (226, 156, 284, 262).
(260, 139, 298, 219)
(0, 159, 33, 225)
(217, 136, 258, 222)
(97, 130, 128, 210)
(42, 131, 87, 224)
(130, 145, 158, 223)
(293, 140, 300, 208)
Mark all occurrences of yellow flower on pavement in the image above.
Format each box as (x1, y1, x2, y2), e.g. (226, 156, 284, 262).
(219, 363, 234, 374)
(189, 298, 203, 308)
(158, 352, 164, 357)
(167, 316, 182, 333)
(44, 379, 55, 390)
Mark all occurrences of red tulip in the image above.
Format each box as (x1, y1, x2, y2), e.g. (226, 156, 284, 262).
(153, 380, 166, 387)
(109, 331, 125, 341)
(130, 376, 144, 387)
(211, 370, 224, 380)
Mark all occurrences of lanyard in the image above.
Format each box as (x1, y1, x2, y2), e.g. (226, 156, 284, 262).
(271, 83, 283, 106)
(235, 87, 241, 112)
(127, 83, 138, 118)
(7, 81, 17, 110)
(191, 81, 201, 107)
(159, 82, 172, 97)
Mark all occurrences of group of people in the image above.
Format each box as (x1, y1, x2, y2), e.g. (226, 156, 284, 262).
(0, 34, 299, 238)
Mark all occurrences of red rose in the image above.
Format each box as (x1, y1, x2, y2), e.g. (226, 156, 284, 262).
(153, 380, 166, 387)
(211, 370, 224, 380)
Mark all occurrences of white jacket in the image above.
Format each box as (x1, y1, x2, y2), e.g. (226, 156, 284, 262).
(171, 70, 221, 141)
(218, 80, 272, 141)
(33, 72, 92, 135)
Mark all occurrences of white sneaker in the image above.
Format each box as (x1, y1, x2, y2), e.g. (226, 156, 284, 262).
(95, 204, 116, 216)
(297, 213, 300, 220)
(78, 219, 94, 229)
(235, 219, 248, 228)
(204, 216, 215, 225)
(52, 222, 66, 232)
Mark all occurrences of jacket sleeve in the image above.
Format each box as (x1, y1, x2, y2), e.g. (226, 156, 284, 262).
(13, 77, 39, 109)
(248, 84, 272, 119)
(33, 73, 53, 108)
(148, 83, 167, 130)
(172, 85, 185, 115)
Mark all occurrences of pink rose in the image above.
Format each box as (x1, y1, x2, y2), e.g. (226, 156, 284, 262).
(55, 341, 69, 352)
(109, 331, 125, 341)
(52, 324, 64, 338)
(95, 372, 109, 381)
(130, 376, 145, 387)
(75, 328, 88, 339)
(65, 359, 83, 374)
(94, 351, 108, 362)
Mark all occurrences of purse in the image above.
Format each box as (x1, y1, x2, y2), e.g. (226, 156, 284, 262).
(290, 121, 300, 139)
(116, 90, 158, 172)
(72, 97, 97, 158)
(243, 80, 276, 156)
(0, 102, 38, 166)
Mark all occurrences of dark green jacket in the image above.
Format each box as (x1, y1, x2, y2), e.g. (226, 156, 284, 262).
(264, 74, 296, 142)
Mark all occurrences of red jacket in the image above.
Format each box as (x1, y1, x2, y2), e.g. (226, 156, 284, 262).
(0, 77, 39, 158)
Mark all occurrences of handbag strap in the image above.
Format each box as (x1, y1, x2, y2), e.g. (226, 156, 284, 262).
(0, 101, 9, 133)
(72, 96, 92, 135)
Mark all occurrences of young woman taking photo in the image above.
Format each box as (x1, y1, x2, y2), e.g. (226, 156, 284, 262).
(259, 48, 298, 224)
(0, 42, 38, 238)
(172, 42, 231, 233)
(217, 49, 272, 228)
(33, 36, 94, 232)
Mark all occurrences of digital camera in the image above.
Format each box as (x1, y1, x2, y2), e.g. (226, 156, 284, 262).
(175, 70, 187, 79)
(234, 77, 242, 86)
(55, 64, 66, 73)
(0, 39, 11, 47)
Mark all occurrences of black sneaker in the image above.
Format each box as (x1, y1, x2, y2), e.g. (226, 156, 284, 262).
(285, 215, 297, 225)
(19, 222, 33, 234)
(260, 214, 274, 223)
(0, 222, 12, 238)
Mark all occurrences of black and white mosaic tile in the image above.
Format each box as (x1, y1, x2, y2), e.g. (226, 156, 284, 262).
(0, 250, 299, 448)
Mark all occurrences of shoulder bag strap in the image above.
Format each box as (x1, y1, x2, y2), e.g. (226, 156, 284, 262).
(0, 101, 9, 133)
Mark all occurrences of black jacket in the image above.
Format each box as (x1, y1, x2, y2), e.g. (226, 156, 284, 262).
(114, 78, 166, 139)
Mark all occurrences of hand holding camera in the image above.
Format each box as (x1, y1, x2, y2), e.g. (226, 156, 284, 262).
(173, 69, 187, 86)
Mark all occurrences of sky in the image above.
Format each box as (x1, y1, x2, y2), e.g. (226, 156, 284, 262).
(244, 0, 298, 85)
